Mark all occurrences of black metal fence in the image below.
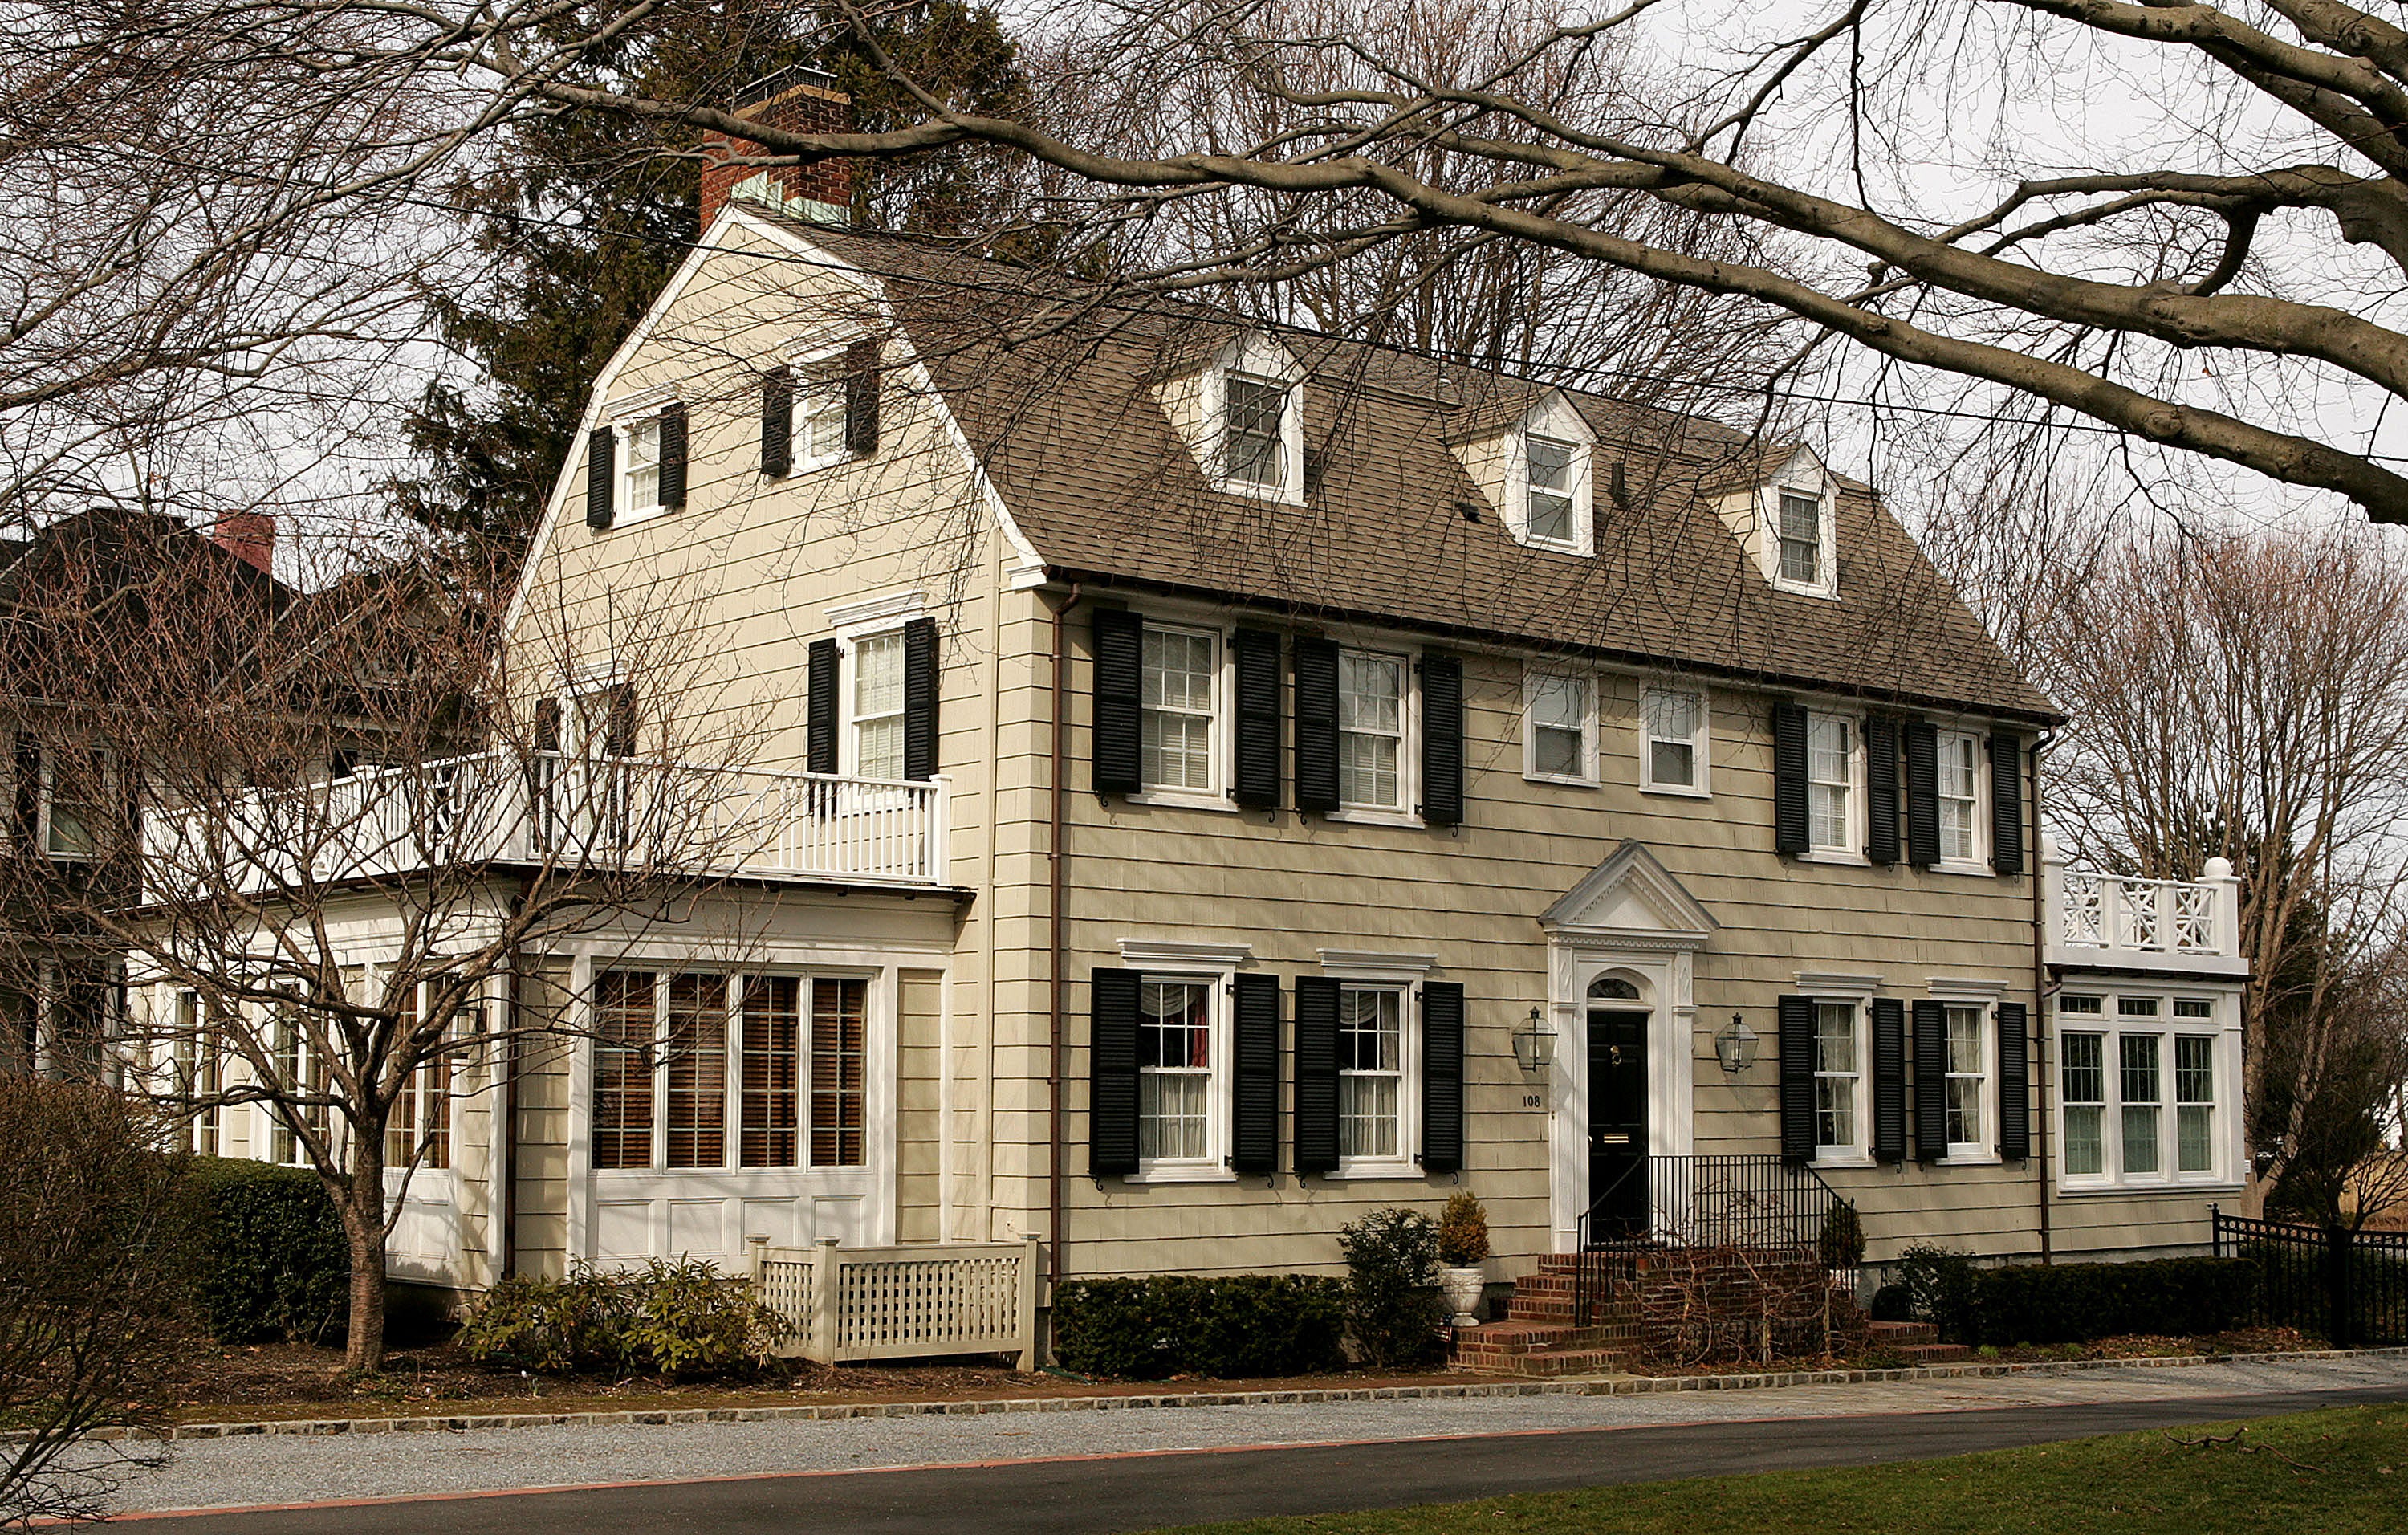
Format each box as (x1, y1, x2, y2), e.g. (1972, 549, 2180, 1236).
(2212, 1207, 2408, 1347)
(1572, 1155, 1850, 1326)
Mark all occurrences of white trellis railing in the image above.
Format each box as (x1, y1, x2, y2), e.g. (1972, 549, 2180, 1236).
(2043, 841, 2246, 975)
(749, 1237, 1040, 1371)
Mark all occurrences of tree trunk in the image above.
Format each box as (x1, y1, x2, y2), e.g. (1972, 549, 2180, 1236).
(337, 1150, 388, 1373)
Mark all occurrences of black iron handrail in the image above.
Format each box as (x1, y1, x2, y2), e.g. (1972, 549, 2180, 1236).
(1569, 1154, 1853, 1326)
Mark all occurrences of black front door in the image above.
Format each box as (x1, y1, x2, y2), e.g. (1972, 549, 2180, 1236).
(1586, 1009, 1649, 1241)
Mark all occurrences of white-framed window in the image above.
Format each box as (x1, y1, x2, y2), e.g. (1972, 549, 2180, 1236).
(2054, 991, 2235, 1190)
(265, 999, 326, 1169)
(1524, 436, 1581, 548)
(1525, 670, 1594, 784)
(1137, 975, 1219, 1169)
(796, 358, 851, 473)
(173, 990, 221, 1158)
(1936, 728, 1986, 866)
(1337, 649, 1409, 812)
(1641, 686, 1710, 796)
(1776, 489, 1821, 585)
(1337, 984, 1410, 1169)
(850, 630, 906, 780)
(590, 968, 865, 1174)
(1942, 1003, 1990, 1157)
(383, 982, 460, 1174)
(1813, 1000, 1864, 1158)
(1762, 474, 1837, 597)
(1806, 711, 1859, 854)
(621, 415, 663, 518)
(1222, 372, 1289, 492)
(1141, 625, 1220, 794)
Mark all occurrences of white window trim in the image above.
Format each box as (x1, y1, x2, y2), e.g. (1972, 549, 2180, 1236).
(1638, 683, 1712, 799)
(1933, 726, 1992, 876)
(1207, 336, 1305, 504)
(1764, 476, 1838, 600)
(2051, 989, 2245, 1195)
(1512, 430, 1593, 556)
(1937, 999, 2000, 1166)
(1523, 668, 1598, 786)
(789, 342, 856, 477)
(823, 600, 925, 781)
(1332, 975, 1421, 1179)
(1326, 643, 1422, 825)
(601, 386, 679, 530)
(1808, 994, 1875, 1168)
(844, 629, 909, 782)
(1128, 618, 1235, 810)
(1798, 708, 1867, 864)
(1125, 966, 1239, 1183)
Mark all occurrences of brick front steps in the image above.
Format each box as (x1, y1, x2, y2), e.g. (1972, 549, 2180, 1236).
(1867, 1318, 1972, 1364)
(1450, 1255, 1634, 1378)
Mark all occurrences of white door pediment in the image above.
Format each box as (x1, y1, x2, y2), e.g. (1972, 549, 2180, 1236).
(1539, 840, 1717, 951)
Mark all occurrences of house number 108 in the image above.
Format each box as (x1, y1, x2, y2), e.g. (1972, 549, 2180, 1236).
(1523, 1093, 1544, 1109)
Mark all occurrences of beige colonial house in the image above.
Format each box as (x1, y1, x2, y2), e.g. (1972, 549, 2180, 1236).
(144, 161, 2253, 1350)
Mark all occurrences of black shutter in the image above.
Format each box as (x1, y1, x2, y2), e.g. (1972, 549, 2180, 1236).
(807, 639, 840, 775)
(844, 338, 881, 458)
(761, 366, 794, 477)
(1419, 651, 1464, 825)
(1865, 715, 1901, 865)
(1091, 608, 1142, 796)
(1904, 719, 1940, 868)
(1420, 981, 1466, 1173)
(902, 617, 938, 782)
(1090, 968, 1140, 1177)
(1771, 702, 1809, 855)
(1872, 996, 1906, 1162)
(1990, 731, 2026, 875)
(1913, 999, 1948, 1162)
(1778, 994, 1816, 1164)
(1294, 975, 1340, 1174)
(585, 427, 615, 529)
(604, 684, 638, 757)
(1997, 1001, 2032, 1160)
(1232, 972, 1279, 1174)
(1294, 637, 1340, 813)
(1232, 628, 1283, 808)
(657, 403, 688, 510)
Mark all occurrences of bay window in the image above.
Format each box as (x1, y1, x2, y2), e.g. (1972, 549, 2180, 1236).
(2055, 991, 2235, 1189)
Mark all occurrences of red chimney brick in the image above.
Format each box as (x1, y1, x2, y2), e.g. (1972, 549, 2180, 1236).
(701, 69, 856, 229)
(212, 511, 275, 576)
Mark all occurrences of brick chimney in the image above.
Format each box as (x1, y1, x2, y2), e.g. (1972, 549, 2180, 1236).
(700, 67, 856, 229)
(212, 511, 275, 576)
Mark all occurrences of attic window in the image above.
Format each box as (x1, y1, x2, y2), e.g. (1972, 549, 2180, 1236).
(1224, 372, 1288, 491)
(1527, 437, 1580, 545)
(1777, 490, 1821, 584)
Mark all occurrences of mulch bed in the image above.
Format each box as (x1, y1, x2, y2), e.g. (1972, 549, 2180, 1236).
(163, 1338, 1470, 1424)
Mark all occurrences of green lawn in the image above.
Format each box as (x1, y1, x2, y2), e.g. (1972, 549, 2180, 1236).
(1157, 1405, 2408, 1535)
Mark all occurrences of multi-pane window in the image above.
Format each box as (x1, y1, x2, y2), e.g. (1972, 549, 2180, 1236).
(592, 970, 860, 1173)
(809, 978, 868, 1167)
(852, 633, 907, 780)
(384, 985, 453, 1173)
(2119, 1032, 2162, 1176)
(1141, 626, 1218, 792)
(797, 365, 848, 470)
(1223, 373, 1287, 490)
(1944, 1004, 1986, 1150)
(1338, 650, 1406, 809)
(2060, 1028, 2106, 1177)
(2176, 1034, 2215, 1174)
(1807, 713, 1854, 850)
(40, 747, 110, 861)
(740, 976, 801, 1167)
(266, 1001, 327, 1168)
(1938, 731, 1982, 863)
(624, 417, 662, 515)
(1777, 490, 1822, 584)
(174, 991, 219, 1158)
(1527, 673, 1590, 780)
(1813, 1001, 1860, 1153)
(1644, 686, 1706, 792)
(1137, 979, 1213, 1163)
(1526, 437, 1577, 544)
(1338, 987, 1405, 1162)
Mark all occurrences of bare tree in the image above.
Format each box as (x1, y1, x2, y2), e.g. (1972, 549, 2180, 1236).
(0, 1078, 183, 1529)
(2024, 523, 2408, 1212)
(0, 517, 774, 1368)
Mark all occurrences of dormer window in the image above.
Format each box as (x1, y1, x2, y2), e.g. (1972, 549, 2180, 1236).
(1527, 437, 1580, 545)
(1714, 446, 1840, 598)
(1223, 373, 1288, 491)
(1151, 332, 1305, 503)
(1448, 389, 1595, 555)
(1777, 489, 1822, 585)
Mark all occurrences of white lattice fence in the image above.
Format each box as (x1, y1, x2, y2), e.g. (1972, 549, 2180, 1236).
(750, 1237, 1039, 1370)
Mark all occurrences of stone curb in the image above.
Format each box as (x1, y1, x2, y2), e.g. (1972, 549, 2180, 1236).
(67, 1345, 2408, 1443)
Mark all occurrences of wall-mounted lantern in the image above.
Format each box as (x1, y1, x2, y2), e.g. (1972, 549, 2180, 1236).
(1513, 1004, 1557, 1074)
(1714, 1013, 1759, 1075)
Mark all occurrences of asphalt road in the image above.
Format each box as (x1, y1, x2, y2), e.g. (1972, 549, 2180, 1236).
(116, 1381, 2408, 1535)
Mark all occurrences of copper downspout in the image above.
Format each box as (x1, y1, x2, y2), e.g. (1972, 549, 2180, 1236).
(1048, 583, 1080, 1289)
(2029, 730, 2058, 1264)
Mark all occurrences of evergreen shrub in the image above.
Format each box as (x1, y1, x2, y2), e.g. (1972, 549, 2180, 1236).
(1971, 1256, 2257, 1346)
(1051, 1274, 1348, 1379)
(1341, 1207, 1446, 1366)
(183, 1156, 348, 1343)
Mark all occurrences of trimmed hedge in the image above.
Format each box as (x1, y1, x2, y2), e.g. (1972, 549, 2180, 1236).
(1970, 1256, 2257, 1346)
(184, 1156, 349, 1343)
(1052, 1274, 1348, 1379)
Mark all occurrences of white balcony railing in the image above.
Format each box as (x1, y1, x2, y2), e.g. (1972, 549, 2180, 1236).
(2043, 838, 2246, 976)
(141, 751, 951, 900)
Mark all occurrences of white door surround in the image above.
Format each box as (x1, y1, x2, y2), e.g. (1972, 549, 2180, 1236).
(1538, 841, 1716, 1250)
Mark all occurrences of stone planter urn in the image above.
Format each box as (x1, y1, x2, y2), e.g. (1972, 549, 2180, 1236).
(1441, 1265, 1487, 1328)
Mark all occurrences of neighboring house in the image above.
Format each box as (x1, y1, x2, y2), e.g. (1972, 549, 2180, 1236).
(136, 83, 2252, 1317)
(0, 506, 288, 1082)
